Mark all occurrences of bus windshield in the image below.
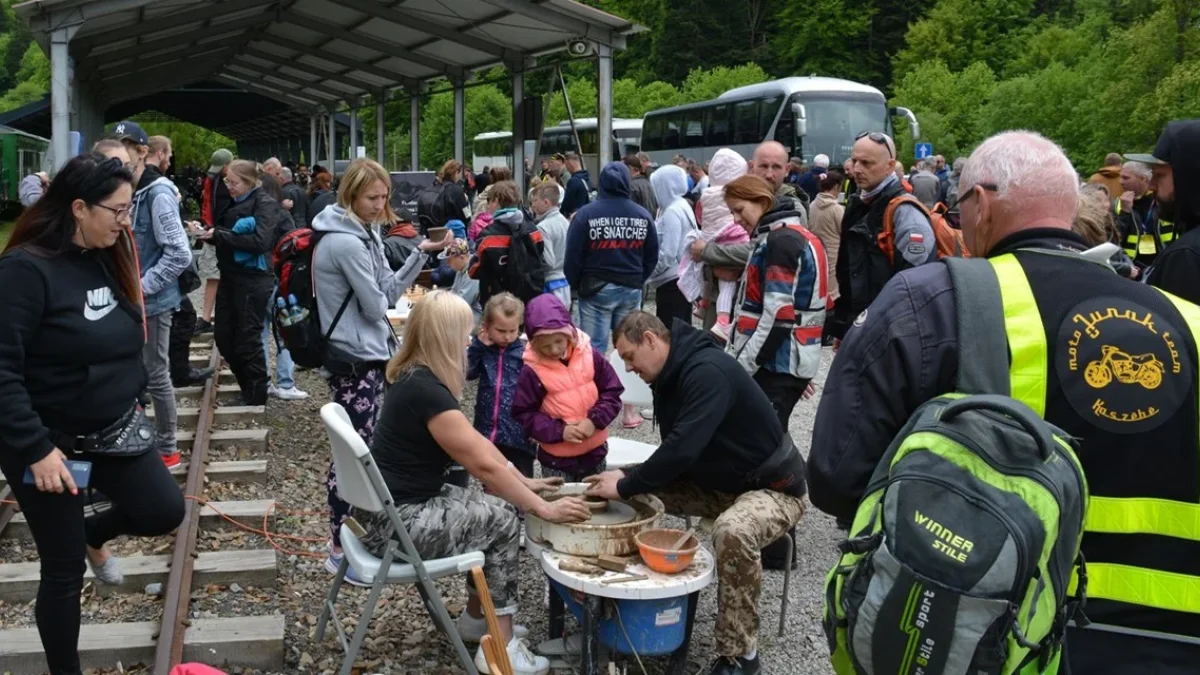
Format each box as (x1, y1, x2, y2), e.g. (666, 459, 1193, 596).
(794, 96, 890, 166)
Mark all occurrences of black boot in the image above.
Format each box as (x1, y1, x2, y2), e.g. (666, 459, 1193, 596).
(710, 655, 761, 675)
(173, 366, 215, 388)
(194, 319, 214, 334)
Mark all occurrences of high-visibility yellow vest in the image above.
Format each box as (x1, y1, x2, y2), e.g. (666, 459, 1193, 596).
(1116, 197, 1174, 257)
(991, 253, 1200, 628)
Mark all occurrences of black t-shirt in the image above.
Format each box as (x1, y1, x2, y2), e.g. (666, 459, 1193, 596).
(373, 366, 461, 503)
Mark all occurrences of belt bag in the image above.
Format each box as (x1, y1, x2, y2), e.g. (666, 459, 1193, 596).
(746, 433, 807, 498)
(48, 404, 154, 456)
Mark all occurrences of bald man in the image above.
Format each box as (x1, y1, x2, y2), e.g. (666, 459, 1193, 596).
(828, 132, 934, 341)
(812, 129, 1200, 675)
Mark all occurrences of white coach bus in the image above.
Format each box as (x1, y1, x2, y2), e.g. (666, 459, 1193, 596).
(640, 76, 920, 168)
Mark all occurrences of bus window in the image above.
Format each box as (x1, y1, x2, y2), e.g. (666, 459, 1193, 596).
(683, 108, 705, 148)
(643, 116, 665, 150)
(663, 116, 682, 148)
(707, 104, 730, 146)
(732, 100, 760, 145)
(760, 95, 782, 137)
(578, 129, 599, 154)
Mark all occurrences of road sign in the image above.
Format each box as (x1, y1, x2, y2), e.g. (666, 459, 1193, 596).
(915, 142, 934, 160)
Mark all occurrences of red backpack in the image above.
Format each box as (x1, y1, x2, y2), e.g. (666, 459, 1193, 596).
(877, 195, 969, 265)
(272, 229, 354, 369)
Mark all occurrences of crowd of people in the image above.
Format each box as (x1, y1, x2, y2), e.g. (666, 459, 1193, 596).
(2, 112, 1200, 675)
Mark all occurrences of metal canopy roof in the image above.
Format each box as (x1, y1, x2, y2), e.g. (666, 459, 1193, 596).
(15, 0, 639, 110)
(0, 81, 353, 141)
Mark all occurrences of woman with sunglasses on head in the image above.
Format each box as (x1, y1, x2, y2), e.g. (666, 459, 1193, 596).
(0, 153, 186, 675)
(193, 159, 288, 406)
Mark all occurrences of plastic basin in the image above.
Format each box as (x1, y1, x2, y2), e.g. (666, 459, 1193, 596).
(635, 528, 699, 574)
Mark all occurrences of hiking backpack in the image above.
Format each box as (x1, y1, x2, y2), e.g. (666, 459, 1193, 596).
(272, 229, 353, 369)
(879, 195, 970, 264)
(823, 257, 1089, 675)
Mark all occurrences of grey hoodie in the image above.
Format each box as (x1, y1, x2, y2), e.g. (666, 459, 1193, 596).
(312, 205, 429, 363)
(535, 205, 570, 284)
(647, 165, 695, 289)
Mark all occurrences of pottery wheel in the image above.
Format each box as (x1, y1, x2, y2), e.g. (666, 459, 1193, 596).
(587, 500, 638, 525)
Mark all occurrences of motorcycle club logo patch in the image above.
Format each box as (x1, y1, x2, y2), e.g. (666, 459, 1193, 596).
(1056, 299, 1189, 433)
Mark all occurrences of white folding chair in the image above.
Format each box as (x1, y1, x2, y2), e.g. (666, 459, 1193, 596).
(316, 403, 483, 675)
(606, 349, 658, 470)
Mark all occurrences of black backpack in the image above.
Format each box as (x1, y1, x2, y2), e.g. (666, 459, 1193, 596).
(416, 182, 456, 235)
(272, 228, 353, 369)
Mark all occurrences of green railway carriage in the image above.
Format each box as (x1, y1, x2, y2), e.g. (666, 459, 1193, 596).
(0, 125, 49, 211)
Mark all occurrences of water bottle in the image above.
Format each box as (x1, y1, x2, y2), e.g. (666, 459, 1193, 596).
(276, 297, 289, 326)
(287, 294, 303, 325)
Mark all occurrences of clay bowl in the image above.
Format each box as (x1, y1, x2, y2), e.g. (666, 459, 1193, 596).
(583, 496, 609, 512)
(635, 528, 700, 574)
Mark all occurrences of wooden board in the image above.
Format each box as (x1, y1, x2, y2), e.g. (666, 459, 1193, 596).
(0, 549, 277, 603)
(177, 428, 269, 453)
(3, 500, 274, 539)
(0, 615, 285, 674)
(173, 383, 243, 402)
(149, 405, 265, 428)
(0, 460, 267, 490)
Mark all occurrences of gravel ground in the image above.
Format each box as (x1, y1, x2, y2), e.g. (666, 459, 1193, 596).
(2, 301, 845, 675)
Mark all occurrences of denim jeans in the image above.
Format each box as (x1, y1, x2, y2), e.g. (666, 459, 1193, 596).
(578, 282, 643, 354)
(262, 288, 296, 390)
(143, 311, 176, 456)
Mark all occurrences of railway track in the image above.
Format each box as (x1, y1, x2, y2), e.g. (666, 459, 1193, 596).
(0, 335, 285, 674)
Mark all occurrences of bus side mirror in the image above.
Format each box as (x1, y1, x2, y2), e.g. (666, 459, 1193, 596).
(792, 102, 808, 138)
(891, 106, 921, 141)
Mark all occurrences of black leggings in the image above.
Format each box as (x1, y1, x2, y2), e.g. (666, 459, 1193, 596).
(0, 449, 184, 675)
(169, 295, 198, 383)
(654, 281, 693, 329)
(214, 274, 273, 405)
(753, 369, 809, 433)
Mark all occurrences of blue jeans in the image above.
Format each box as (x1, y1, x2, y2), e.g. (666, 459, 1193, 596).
(262, 288, 296, 389)
(578, 282, 643, 354)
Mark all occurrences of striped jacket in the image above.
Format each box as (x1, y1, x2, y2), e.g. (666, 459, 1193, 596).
(728, 206, 829, 380)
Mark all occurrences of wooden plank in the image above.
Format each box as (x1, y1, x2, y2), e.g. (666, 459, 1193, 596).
(0, 615, 285, 674)
(0, 461, 266, 491)
(218, 369, 237, 384)
(149, 406, 265, 428)
(0, 549, 277, 603)
(4, 500, 274, 539)
(176, 428, 270, 453)
(173, 384, 242, 402)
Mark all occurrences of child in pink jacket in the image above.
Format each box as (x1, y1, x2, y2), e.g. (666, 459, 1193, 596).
(511, 294, 624, 483)
(695, 148, 751, 341)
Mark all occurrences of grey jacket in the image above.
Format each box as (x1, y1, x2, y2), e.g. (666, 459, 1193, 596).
(630, 174, 658, 217)
(535, 206, 570, 283)
(647, 165, 695, 288)
(18, 174, 43, 207)
(312, 205, 428, 363)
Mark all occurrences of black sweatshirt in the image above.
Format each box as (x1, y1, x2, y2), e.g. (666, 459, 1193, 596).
(617, 320, 806, 499)
(1147, 120, 1200, 305)
(0, 246, 146, 466)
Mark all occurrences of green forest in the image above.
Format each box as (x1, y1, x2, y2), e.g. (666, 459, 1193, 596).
(0, 0, 1195, 171)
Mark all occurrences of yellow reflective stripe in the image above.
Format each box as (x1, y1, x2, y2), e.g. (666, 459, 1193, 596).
(1086, 496, 1200, 541)
(1068, 563, 1200, 615)
(989, 254, 1047, 416)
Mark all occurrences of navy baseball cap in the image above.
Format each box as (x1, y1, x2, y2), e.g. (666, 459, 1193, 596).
(110, 120, 149, 145)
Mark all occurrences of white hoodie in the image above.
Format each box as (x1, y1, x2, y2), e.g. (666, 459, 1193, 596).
(698, 148, 748, 237)
(647, 165, 695, 289)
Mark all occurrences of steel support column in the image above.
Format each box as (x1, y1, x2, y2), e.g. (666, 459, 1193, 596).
(349, 102, 359, 161)
(597, 43, 614, 169)
(310, 115, 318, 167)
(410, 93, 420, 171)
(453, 81, 465, 165)
(376, 95, 386, 165)
(511, 67, 525, 195)
(50, 24, 80, 172)
(327, 109, 337, 174)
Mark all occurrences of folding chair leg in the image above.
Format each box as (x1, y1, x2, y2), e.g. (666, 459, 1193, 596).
(339, 561, 390, 675)
(416, 574, 479, 675)
(778, 533, 794, 638)
(316, 554, 351, 643)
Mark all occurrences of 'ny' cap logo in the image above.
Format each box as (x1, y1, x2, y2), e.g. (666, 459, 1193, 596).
(116, 124, 126, 134)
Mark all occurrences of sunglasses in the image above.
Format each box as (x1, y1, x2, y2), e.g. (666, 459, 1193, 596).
(855, 131, 895, 159)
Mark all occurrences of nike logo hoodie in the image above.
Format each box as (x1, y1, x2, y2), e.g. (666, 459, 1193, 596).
(0, 246, 146, 465)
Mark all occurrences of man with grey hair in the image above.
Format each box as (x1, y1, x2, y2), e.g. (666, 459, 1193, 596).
(811, 129, 1200, 674)
(262, 156, 283, 181)
(1114, 159, 1169, 271)
(909, 159, 941, 208)
(797, 152, 830, 201)
(279, 166, 309, 232)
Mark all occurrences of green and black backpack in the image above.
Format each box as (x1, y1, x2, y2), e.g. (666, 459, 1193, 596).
(823, 257, 1090, 675)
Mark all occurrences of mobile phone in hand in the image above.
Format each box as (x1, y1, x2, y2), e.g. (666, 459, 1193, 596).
(24, 460, 92, 489)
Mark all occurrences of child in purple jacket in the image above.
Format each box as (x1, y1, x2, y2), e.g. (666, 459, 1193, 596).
(512, 294, 624, 483)
(467, 293, 537, 476)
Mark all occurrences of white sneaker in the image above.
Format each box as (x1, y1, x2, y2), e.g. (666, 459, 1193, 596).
(474, 637, 549, 675)
(640, 408, 654, 420)
(457, 610, 528, 642)
(273, 385, 309, 400)
(267, 384, 279, 398)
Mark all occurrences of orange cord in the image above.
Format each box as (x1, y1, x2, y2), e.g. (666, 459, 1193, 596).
(0, 496, 332, 559)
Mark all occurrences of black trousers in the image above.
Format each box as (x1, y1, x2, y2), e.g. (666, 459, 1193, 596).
(0, 449, 184, 675)
(214, 274, 273, 405)
(497, 445, 535, 478)
(753, 369, 808, 433)
(169, 295, 198, 383)
(653, 281, 693, 329)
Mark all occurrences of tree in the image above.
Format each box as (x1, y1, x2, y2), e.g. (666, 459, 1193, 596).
(893, 0, 1038, 76)
(135, 117, 235, 170)
(679, 63, 769, 102)
(892, 60, 997, 159)
(774, 0, 877, 83)
(0, 42, 47, 112)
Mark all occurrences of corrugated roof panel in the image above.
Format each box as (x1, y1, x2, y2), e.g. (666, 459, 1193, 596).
(416, 40, 494, 67)
(357, 17, 430, 46)
(402, 0, 496, 23)
(144, 0, 207, 20)
(371, 55, 438, 79)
